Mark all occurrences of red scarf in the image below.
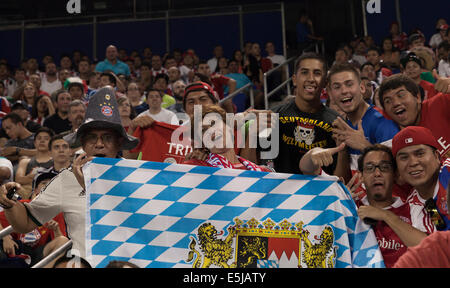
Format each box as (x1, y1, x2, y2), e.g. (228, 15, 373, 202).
(205, 153, 263, 171)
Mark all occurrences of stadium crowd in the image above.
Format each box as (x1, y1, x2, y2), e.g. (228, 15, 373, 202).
(0, 15, 449, 268)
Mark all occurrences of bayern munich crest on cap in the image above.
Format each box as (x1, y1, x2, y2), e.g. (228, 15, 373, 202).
(101, 105, 113, 117)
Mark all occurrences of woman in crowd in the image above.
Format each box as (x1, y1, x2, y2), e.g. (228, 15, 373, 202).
(30, 95, 55, 126)
(18, 82, 39, 112)
(217, 57, 229, 75)
(126, 82, 145, 114)
(117, 96, 136, 133)
(232, 50, 244, 73)
(381, 37, 400, 70)
(183, 105, 272, 172)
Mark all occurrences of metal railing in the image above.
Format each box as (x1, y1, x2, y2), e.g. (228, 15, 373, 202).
(32, 240, 73, 268)
(0, 225, 13, 239)
(0, 224, 72, 268)
(263, 56, 296, 109)
(219, 82, 255, 108)
(314, 41, 325, 55)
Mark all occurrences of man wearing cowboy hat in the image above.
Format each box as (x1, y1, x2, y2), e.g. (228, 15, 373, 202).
(0, 86, 138, 259)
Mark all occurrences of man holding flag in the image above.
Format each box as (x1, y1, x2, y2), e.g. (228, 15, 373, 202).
(0, 86, 139, 259)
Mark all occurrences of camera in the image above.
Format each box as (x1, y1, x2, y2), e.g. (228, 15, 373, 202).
(6, 186, 20, 201)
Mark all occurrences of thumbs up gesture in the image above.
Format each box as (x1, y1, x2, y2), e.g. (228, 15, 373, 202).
(433, 69, 450, 94)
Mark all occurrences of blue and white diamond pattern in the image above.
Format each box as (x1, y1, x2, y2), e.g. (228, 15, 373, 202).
(84, 158, 385, 268)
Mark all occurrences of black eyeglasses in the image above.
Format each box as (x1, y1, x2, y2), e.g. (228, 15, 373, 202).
(83, 133, 116, 145)
(424, 198, 446, 230)
(363, 162, 393, 173)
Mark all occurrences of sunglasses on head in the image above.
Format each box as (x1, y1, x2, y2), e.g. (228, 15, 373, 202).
(424, 198, 446, 230)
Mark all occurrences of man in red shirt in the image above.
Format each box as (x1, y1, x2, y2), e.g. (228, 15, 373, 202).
(379, 74, 450, 158)
(197, 61, 236, 113)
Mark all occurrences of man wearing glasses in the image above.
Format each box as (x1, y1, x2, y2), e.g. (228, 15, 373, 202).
(299, 143, 427, 267)
(354, 144, 427, 267)
(392, 126, 450, 233)
(0, 87, 139, 260)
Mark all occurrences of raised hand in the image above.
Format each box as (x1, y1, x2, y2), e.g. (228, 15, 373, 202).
(310, 143, 346, 168)
(332, 118, 370, 152)
(433, 69, 450, 94)
(345, 172, 364, 201)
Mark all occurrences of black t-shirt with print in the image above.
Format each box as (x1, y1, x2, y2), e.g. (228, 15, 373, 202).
(271, 98, 339, 175)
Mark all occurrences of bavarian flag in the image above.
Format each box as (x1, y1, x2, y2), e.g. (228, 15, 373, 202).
(84, 158, 385, 268)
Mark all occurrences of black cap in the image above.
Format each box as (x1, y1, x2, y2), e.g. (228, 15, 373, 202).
(11, 100, 29, 111)
(408, 33, 422, 44)
(401, 52, 422, 68)
(32, 168, 59, 194)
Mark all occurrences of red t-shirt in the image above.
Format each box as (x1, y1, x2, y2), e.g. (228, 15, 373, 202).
(210, 73, 231, 100)
(131, 121, 191, 163)
(0, 97, 11, 114)
(419, 80, 437, 100)
(260, 58, 273, 73)
(357, 197, 412, 268)
(131, 121, 243, 163)
(392, 182, 413, 203)
(393, 231, 450, 268)
(419, 93, 450, 157)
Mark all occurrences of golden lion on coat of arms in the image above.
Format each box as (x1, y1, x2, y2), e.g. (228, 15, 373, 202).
(186, 223, 236, 268)
(300, 226, 337, 268)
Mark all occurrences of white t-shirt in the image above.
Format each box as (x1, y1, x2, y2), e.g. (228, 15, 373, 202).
(41, 76, 62, 95)
(24, 168, 86, 258)
(179, 65, 193, 84)
(267, 54, 286, 66)
(137, 108, 179, 125)
(352, 54, 367, 66)
(429, 33, 443, 48)
(1, 78, 16, 98)
(0, 157, 13, 184)
(438, 59, 450, 77)
(207, 58, 218, 73)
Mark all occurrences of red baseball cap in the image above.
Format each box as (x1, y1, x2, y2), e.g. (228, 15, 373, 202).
(391, 126, 439, 157)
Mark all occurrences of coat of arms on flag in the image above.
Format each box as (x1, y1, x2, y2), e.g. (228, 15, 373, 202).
(187, 218, 337, 268)
(84, 158, 385, 268)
